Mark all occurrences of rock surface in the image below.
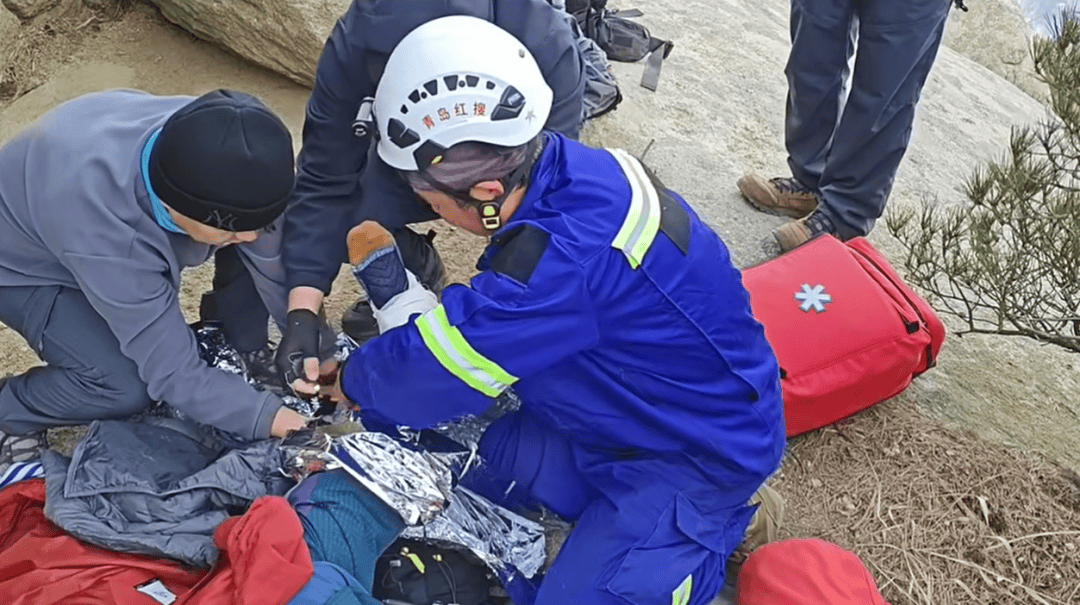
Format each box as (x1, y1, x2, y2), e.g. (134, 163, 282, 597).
(0, 0, 1076, 470)
(944, 0, 1050, 101)
(82, 0, 116, 10)
(1, 0, 61, 20)
(144, 0, 348, 87)
(583, 0, 1078, 470)
(133, 0, 1049, 107)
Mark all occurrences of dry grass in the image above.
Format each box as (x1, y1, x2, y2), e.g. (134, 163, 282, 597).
(773, 396, 1080, 605)
(0, 0, 132, 103)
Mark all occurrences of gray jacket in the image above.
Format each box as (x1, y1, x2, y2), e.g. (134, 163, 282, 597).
(0, 90, 288, 440)
(41, 418, 283, 566)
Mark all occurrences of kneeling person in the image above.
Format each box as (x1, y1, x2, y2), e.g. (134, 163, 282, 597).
(0, 89, 322, 473)
(335, 17, 786, 605)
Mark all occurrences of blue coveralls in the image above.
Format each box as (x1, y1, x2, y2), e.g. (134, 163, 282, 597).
(786, 0, 952, 239)
(341, 134, 785, 605)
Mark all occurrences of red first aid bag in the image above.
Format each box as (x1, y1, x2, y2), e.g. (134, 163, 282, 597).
(741, 235, 945, 437)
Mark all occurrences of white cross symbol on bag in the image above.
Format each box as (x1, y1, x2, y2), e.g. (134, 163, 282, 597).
(794, 283, 832, 313)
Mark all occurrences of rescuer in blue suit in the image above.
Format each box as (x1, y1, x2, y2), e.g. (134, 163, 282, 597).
(335, 16, 785, 605)
(274, 0, 587, 391)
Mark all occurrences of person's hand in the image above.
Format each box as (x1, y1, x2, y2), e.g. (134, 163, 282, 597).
(317, 358, 340, 384)
(327, 364, 349, 405)
(323, 358, 365, 415)
(270, 406, 311, 438)
(275, 308, 324, 396)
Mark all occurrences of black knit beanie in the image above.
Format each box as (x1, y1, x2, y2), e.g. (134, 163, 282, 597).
(148, 89, 295, 232)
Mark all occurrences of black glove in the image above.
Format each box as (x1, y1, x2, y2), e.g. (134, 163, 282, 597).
(275, 308, 322, 389)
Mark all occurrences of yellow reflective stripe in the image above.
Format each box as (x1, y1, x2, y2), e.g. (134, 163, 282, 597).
(672, 573, 693, 605)
(415, 305, 517, 397)
(608, 148, 662, 269)
(609, 150, 645, 258)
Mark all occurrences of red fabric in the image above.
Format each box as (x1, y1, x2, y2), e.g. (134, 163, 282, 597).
(741, 236, 945, 437)
(0, 480, 313, 605)
(176, 493, 313, 605)
(736, 539, 888, 605)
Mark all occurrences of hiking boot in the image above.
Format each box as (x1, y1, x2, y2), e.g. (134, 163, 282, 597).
(737, 174, 818, 218)
(394, 227, 447, 296)
(347, 221, 408, 309)
(0, 429, 46, 474)
(772, 210, 838, 253)
(341, 299, 380, 347)
(744, 483, 785, 549)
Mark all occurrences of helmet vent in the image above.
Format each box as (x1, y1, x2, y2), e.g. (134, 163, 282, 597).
(387, 118, 420, 149)
(491, 86, 524, 122)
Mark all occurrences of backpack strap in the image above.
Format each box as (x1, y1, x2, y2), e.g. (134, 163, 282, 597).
(640, 38, 674, 91)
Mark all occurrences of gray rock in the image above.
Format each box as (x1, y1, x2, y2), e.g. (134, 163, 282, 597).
(145, 0, 349, 87)
(1, 0, 62, 20)
(943, 0, 1050, 102)
(141, 0, 1049, 110)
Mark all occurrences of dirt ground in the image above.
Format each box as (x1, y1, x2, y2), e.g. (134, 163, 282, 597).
(2, 3, 1080, 604)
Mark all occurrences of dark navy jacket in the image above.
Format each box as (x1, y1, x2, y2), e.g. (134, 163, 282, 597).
(284, 0, 586, 293)
(341, 134, 785, 486)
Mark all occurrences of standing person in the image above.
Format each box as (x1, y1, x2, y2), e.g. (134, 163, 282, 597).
(333, 16, 786, 604)
(738, 0, 957, 252)
(0, 89, 329, 473)
(276, 0, 587, 395)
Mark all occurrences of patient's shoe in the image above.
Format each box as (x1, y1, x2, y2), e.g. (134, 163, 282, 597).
(347, 221, 409, 309)
(0, 428, 46, 475)
(744, 483, 785, 549)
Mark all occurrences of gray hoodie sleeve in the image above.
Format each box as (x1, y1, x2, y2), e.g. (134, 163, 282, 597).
(55, 240, 282, 441)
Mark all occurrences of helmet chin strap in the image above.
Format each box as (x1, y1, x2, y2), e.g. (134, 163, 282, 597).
(415, 137, 543, 232)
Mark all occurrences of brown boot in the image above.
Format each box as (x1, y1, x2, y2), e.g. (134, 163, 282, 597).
(737, 174, 818, 218)
(347, 221, 395, 265)
(744, 483, 785, 549)
(772, 210, 839, 253)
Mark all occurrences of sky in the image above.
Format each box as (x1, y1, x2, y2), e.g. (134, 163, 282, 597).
(1019, 0, 1080, 34)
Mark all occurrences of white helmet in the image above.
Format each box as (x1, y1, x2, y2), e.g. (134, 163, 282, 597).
(373, 15, 554, 171)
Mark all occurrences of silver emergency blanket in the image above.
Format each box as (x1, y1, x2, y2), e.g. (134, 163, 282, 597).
(317, 431, 546, 577)
(193, 323, 325, 417)
(432, 388, 523, 448)
(325, 432, 453, 526)
(201, 330, 548, 576)
(403, 486, 547, 578)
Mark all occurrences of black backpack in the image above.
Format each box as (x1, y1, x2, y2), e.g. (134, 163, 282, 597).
(562, 0, 673, 90)
(567, 3, 672, 61)
(372, 539, 507, 605)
